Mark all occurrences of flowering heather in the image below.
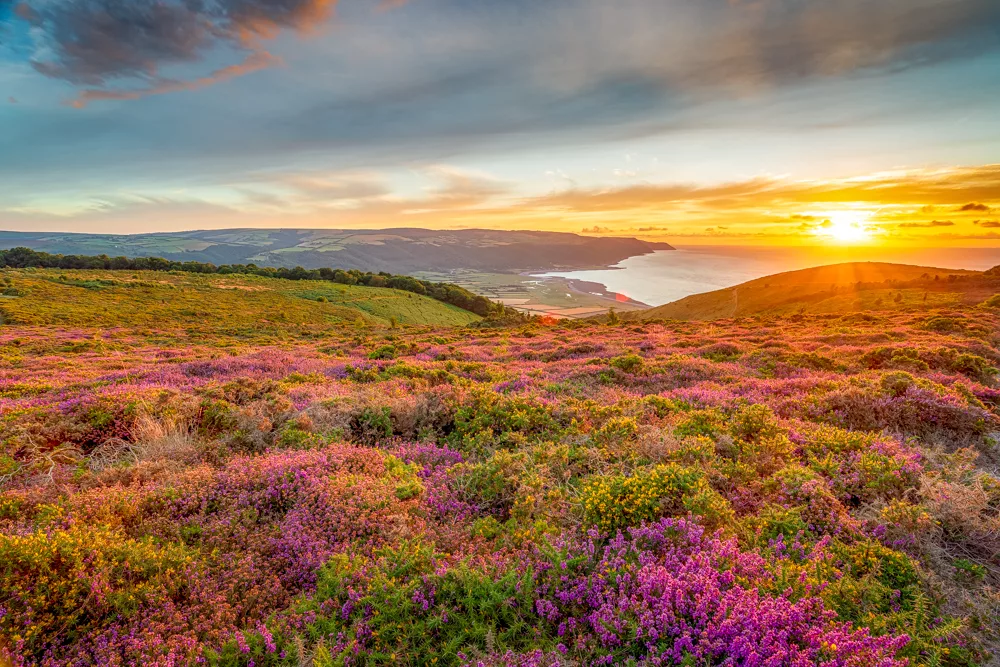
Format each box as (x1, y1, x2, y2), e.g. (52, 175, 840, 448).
(2, 269, 1000, 665)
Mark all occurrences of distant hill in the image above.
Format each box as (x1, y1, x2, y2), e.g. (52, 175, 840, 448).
(629, 261, 997, 321)
(0, 228, 673, 274)
(0, 268, 481, 332)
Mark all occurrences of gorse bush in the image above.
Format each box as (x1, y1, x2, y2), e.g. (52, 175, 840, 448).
(582, 464, 733, 531)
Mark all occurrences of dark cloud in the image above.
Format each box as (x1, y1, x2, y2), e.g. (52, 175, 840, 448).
(18, 0, 335, 88)
(975, 220, 1000, 228)
(23, 1, 209, 85)
(10, 0, 1000, 107)
(959, 202, 991, 211)
(898, 220, 954, 228)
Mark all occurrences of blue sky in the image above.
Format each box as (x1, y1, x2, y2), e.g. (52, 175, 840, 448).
(2, 0, 1000, 244)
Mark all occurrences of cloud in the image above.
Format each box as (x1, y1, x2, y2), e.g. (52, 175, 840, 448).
(898, 220, 954, 228)
(417, 165, 511, 207)
(935, 232, 1000, 240)
(975, 220, 1000, 228)
(7, 0, 1000, 116)
(958, 202, 991, 212)
(69, 51, 280, 107)
(15, 0, 337, 99)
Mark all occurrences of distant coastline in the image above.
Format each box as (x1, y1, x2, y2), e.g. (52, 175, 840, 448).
(533, 245, 1000, 307)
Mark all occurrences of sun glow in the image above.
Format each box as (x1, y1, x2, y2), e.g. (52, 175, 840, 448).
(813, 211, 876, 244)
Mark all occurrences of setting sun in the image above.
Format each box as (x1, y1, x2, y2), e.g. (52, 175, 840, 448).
(813, 211, 876, 244)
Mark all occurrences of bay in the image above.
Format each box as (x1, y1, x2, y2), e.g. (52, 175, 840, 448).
(535, 245, 1000, 307)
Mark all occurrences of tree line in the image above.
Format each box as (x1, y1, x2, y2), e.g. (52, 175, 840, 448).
(0, 247, 527, 321)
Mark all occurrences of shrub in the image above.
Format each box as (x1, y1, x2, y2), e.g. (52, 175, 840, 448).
(0, 524, 193, 659)
(449, 393, 569, 453)
(352, 406, 394, 444)
(673, 409, 724, 439)
(581, 464, 732, 531)
(368, 344, 398, 360)
(608, 353, 643, 374)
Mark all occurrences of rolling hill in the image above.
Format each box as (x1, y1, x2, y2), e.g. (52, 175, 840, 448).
(0, 268, 481, 334)
(0, 228, 673, 273)
(629, 261, 997, 321)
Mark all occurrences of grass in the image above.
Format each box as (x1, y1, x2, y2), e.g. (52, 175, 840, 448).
(0, 269, 480, 335)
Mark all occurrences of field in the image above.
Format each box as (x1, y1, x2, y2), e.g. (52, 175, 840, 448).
(2, 267, 1000, 666)
(0, 269, 480, 334)
(0, 229, 671, 274)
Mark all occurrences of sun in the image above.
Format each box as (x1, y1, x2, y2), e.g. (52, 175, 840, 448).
(813, 211, 875, 244)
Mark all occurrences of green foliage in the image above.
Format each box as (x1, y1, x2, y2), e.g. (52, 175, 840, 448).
(453, 451, 527, 519)
(449, 393, 570, 454)
(590, 416, 640, 447)
(953, 558, 987, 584)
(353, 407, 394, 444)
(881, 371, 917, 397)
(925, 316, 962, 333)
(673, 409, 724, 439)
(608, 353, 644, 374)
(289, 544, 542, 666)
(383, 454, 425, 501)
(981, 294, 1000, 309)
(368, 345, 398, 360)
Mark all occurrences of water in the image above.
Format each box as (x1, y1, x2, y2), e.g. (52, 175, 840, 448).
(535, 246, 1000, 306)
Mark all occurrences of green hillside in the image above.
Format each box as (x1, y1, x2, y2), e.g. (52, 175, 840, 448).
(630, 262, 994, 321)
(0, 269, 480, 334)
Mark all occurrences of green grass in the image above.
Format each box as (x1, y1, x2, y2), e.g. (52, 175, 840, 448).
(0, 269, 480, 333)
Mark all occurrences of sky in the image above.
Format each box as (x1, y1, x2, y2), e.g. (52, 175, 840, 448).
(1, 0, 1000, 246)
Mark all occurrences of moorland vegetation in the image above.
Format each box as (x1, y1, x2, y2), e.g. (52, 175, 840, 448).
(1, 264, 1000, 666)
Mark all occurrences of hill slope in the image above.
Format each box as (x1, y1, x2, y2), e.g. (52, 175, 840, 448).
(0, 269, 480, 333)
(2, 291, 999, 664)
(632, 261, 993, 321)
(0, 228, 673, 273)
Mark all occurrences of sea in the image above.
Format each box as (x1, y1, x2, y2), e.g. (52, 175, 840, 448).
(535, 246, 1000, 307)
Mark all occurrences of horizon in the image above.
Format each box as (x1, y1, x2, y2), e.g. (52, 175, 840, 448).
(2, 1, 999, 246)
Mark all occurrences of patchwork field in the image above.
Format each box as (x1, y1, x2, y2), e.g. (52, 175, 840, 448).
(1, 266, 1000, 666)
(415, 270, 648, 319)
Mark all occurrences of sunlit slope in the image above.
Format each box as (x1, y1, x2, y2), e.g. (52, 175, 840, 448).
(632, 262, 991, 321)
(0, 269, 480, 331)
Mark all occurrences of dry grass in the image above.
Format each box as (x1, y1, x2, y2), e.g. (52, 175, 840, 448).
(89, 414, 198, 472)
